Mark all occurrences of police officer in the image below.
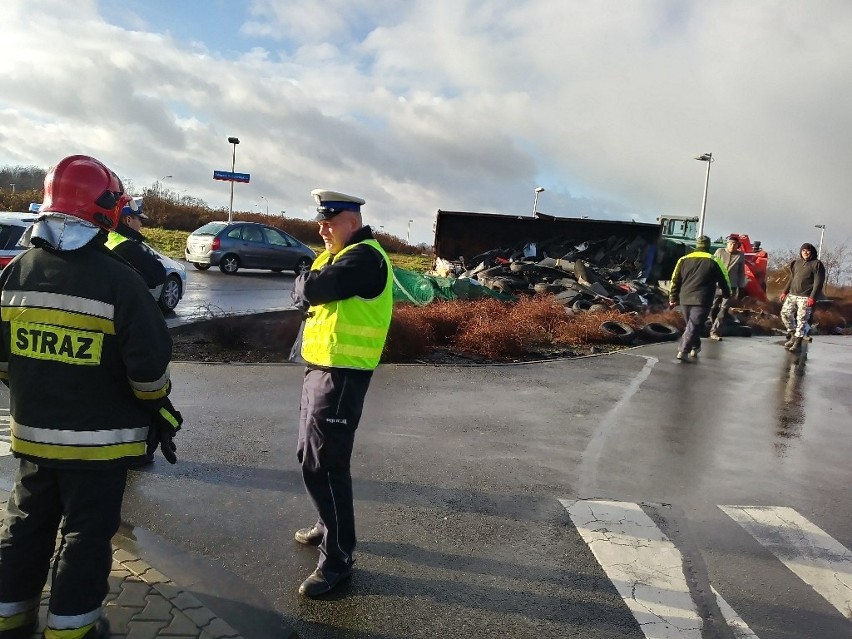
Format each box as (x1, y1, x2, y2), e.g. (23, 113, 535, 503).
(105, 199, 167, 290)
(291, 189, 393, 597)
(0, 155, 182, 639)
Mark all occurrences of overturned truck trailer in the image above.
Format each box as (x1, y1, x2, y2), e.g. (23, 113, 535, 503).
(433, 210, 664, 279)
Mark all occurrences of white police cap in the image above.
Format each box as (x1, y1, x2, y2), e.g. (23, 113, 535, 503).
(311, 189, 365, 221)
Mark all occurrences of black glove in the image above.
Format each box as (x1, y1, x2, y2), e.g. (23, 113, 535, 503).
(146, 405, 182, 464)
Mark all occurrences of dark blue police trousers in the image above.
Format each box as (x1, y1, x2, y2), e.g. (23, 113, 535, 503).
(297, 367, 372, 572)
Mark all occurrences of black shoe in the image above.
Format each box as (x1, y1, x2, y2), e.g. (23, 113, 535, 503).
(298, 564, 353, 597)
(294, 525, 323, 546)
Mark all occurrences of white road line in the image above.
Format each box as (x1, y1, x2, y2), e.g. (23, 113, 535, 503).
(712, 587, 760, 639)
(561, 499, 704, 639)
(720, 505, 852, 621)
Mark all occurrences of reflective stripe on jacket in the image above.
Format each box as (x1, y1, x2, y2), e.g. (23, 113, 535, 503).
(0, 241, 174, 466)
(301, 239, 393, 370)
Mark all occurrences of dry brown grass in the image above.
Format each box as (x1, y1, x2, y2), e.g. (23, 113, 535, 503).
(382, 294, 852, 363)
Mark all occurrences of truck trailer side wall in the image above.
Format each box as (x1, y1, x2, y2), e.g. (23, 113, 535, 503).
(433, 210, 662, 263)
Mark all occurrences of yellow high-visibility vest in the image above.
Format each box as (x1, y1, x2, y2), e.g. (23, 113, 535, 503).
(105, 231, 129, 250)
(301, 239, 393, 370)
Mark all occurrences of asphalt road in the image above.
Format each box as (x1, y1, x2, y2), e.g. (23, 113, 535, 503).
(167, 262, 300, 327)
(1, 268, 850, 638)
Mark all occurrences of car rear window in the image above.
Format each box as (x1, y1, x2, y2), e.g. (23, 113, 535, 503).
(192, 222, 228, 236)
(0, 224, 26, 250)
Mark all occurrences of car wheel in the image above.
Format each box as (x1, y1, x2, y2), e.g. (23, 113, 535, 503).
(270, 268, 284, 273)
(192, 263, 211, 270)
(219, 254, 240, 274)
(158, 275, 182, 312)
(294, 257, 312, 275)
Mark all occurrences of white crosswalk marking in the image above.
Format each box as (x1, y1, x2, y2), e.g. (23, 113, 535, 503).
(561, 499, 705, 639)
(720, 505, 852, 621)
(711, 587, 760, 639)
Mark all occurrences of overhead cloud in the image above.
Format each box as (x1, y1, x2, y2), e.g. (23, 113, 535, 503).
(1, 0, 850, 250)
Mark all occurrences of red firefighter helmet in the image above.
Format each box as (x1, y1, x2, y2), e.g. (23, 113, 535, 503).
(40, 155, 129, 230)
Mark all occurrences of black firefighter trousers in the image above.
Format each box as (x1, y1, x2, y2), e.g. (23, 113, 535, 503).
(297, 367, 372, 573)
(0, 459, 126, 636)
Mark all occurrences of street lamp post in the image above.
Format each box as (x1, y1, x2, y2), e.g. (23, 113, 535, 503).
(815, 224, 826, 257)
(259, 195, 268, 215)
(694, 153, 713, 238)
(227, 136, 240, 223)
(407, 219, 414, 244)
(532, 186, 544, 217)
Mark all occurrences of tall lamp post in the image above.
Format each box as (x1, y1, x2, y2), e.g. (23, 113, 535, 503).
(694, 153, 713, 238)
(227, 136, 240, 223)
(259, 195, 268, 215)
(815, 224, 826, 257)
(407, 219, 414, 244)
(532, 186, 544, 217)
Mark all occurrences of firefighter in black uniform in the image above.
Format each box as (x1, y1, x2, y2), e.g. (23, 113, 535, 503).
(291, 189, 393, 597)
(0, 155, 182, 639)
(105, 199, 167, 289)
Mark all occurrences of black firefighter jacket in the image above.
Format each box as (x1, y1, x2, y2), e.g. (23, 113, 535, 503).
(0, 238, 174, 468)
(669, 250, 732, 307)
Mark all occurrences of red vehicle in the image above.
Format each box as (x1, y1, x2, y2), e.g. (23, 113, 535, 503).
(726, 233, 768, 301)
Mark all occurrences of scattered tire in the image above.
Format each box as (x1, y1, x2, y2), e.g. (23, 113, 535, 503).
(572, 299, 594, 312)
(534, 282, 565, 294)
(510, 261, 538, 273)
(600, 321, 636, 344)
(725, 324, 753, 338)
(642, 322, 681, 342)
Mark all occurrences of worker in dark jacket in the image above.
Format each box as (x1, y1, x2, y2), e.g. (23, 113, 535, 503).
(780, 242, 825, 353)
(669, 235, 731, 361)
(291, 189, 393, 598)
(0, 155, 182, 639)
(105, 200, 167, 289)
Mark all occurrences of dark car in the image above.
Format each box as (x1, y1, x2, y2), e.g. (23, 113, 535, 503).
(185, 221, 316, 275)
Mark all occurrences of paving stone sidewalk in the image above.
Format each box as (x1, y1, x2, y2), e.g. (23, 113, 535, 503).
(0, 484, 248, 639)
(25, 548, 242, 639)
(24, 546, 246, 639)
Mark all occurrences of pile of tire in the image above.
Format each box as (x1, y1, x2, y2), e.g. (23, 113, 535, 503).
(598, 320, 681, 345)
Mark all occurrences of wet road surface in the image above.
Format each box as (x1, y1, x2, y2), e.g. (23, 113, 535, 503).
(1, 334, 850, 638)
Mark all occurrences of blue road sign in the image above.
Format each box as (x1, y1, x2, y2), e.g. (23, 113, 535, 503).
(213, 170, 251, 183)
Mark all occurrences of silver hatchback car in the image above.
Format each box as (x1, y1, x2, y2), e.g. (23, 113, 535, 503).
(185, 221, 316, 275)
